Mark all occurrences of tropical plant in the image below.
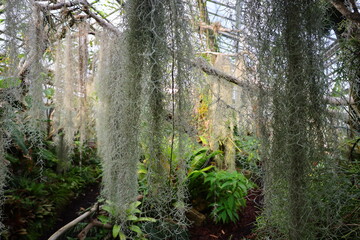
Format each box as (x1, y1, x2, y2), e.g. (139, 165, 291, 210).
(204, 170, 255, 224)
(234, 134, 262, 181)
(188, 146, 222, 172)
(187, 145, 221, 206)
(100, 200, 156, 240)
(188, 153, 255, 225)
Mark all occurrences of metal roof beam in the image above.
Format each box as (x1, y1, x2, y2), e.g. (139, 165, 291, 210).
(207, 11, 236, 22)
(207, 0, 236, 10)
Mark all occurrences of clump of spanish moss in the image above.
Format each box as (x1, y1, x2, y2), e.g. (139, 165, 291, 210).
(0, 0, 31, 232)
(95, 28, 141, 221)
(0, 136, 7, 233)
(53, 32, 77, 171)
(138, 1, 194, 235)
(77, 19, 90, 148)
(53, 22, 90, 170)
(24, 4, 48, 163)
(95, 1, 194, 235)
(27, 5, 46, 130)
(242, 0, 343, 239)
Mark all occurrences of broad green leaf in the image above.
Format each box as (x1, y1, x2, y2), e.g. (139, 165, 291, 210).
(238, 182, 248, 193)
(199, 165, 214, 172)
(227, 195, 235, 209)
(239, 198, 246, 207)
(11, 127, 28, 154)
(0, 77, 21, 88)
(102, 205, 113, 214)
(137, 217, 156, 222)
(220, 181, 233, 189)
(119, 231, 127, 240)
(190, 154, 205, 169)
(190, 147, 208, 158)
(129, 225, 142, 234)
(98, 215, 109, 224)
(138, 168, 147, 174)
(127, 215, 138, 221)
(127, 208, 141, 215)
(130, 201, 141, 209)
(226, 208, 233, 220)
(5, 154, 19, 164)
(221, 212, 227, 223)
(112, 224, 121, 238)
(188, 171, 201, 179)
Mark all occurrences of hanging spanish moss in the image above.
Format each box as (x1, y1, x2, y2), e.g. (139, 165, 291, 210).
(94, 1, 193, 234)
(95, 28, 141, 221)
(207, 56, 236, 171)
(141, 0, 167, 206)
(4, 0, 28, 79)
(62, 32, 77, 154)
(169, 0, 194, 228)
(54, 29, 78, 172)
(242, 0, 342, 239)
(77, 19, 89, 148)
(27, 4, 46, 129)
(52, 19, 90, 165)
(138, 0, 194, 233)
(0, 136, 5, 233)
(25, 3, 47, 158)
(0, 0, 30, 232)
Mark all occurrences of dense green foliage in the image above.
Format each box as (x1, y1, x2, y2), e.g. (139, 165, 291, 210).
(205, 170, 254, 224)
(3, 139, 100, 239)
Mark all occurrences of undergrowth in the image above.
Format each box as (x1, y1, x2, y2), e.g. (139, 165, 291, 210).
(1, 140, 101, 240)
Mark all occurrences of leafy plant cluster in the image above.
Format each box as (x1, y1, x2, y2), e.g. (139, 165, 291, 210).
(205, 170, 255, 224)
(102, 201, 156, 240)
(234, 132, 262, 181)
(2, 137, 101, 240)
(189, 167, 254, 224)
(187, 145, 255, 224)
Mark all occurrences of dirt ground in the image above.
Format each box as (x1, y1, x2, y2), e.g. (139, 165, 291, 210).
(43, 186, 262, 240)
(40, 183, 100, 240)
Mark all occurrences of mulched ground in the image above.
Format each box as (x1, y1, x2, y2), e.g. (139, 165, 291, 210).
(189, 189, 262, 240)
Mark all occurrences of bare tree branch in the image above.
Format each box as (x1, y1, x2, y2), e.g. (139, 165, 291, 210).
(330, 0, 360, 24)
(48, 203, 99, 240)
(36, 0, 82, 11)
(80, 0, 120, 35)
(77, 219, 112, 240)
(194, 57, 253, 91)
(195, 57, 354, 107)
(35, 0, 120, 35)
(324, 96, 355, 106)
